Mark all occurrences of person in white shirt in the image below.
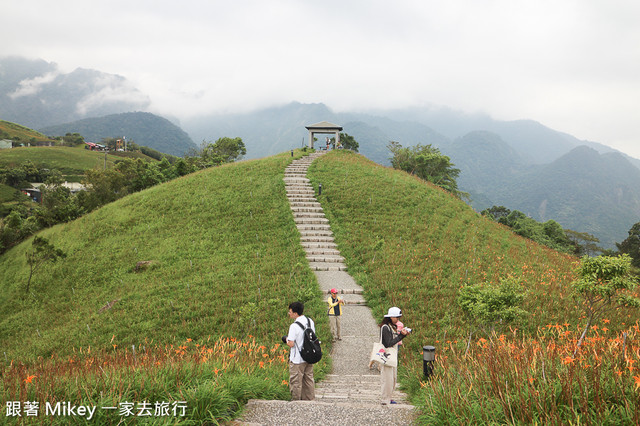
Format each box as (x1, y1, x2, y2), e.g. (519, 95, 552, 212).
(285, 301, 316, 400)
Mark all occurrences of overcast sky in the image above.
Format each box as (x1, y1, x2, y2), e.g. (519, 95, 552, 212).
(2, 0, 640, 158)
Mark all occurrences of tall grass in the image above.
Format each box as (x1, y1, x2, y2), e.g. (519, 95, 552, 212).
(0, 149, 330, 421)
(308, 150, 639, 422)
(2, 335, 291, 424)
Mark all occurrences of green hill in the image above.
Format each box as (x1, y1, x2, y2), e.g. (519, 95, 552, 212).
(1, 149, 637, 424)
(0, 150, 325, 362)
(0, 119, 55, 143)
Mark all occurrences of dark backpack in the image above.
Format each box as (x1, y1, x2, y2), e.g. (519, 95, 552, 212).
(295, 318, 322, 364)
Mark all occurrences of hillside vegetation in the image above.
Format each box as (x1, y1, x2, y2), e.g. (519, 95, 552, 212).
(308, 150, 639, 423)
(0, 150, 327, 361)
(0, 145, 116, 178)
(1, 149, 637, 423)
(0, 120, 54, 143)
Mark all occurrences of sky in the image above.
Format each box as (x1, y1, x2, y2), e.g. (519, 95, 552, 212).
(2, 0, 640, 158)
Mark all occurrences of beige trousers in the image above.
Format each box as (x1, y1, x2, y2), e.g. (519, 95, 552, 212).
(380, 364, 397, 404)
(289, 361, 315, 400)
(329, 315, 341, 340)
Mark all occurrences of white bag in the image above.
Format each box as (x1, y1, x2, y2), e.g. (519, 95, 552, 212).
(369, 325, 398, 367)
(369, 342, 398, 367)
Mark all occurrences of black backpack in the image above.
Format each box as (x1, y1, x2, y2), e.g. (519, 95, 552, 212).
(295, 318, 322, 364)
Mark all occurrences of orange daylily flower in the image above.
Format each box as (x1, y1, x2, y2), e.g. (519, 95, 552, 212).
(634, 375, 640, 390)
(562, 356, 575, 365)
(25, 375, 36, 384)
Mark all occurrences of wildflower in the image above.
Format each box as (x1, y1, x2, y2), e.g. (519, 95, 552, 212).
(25, 375, 36, 384)
(282, 380, 288, 386)
(262, 353, 269, 358)
(603, 319, 610, 324)
(186, 338, 192, 342)
(634, 375, 640, 390)
(562, 356, 575, 365)
(528, 377, 534, 384)
(259, 361, 265, 368)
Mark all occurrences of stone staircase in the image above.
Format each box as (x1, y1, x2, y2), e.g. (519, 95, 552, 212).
(235, 152, 417, 425)
(285, 153, 347, 272)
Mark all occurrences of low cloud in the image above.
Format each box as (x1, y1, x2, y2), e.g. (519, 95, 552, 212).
(75, 74, 150, 115)
(8, 71, 59, 99)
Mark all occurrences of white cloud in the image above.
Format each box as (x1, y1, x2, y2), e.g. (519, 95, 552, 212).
(1, 0, 639, 158)
(8, 71, 59, 99)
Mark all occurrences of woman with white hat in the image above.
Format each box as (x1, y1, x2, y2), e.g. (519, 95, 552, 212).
(379, 306, 411, 405)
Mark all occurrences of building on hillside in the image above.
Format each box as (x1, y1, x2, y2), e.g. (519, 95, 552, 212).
(0, 139, 12, 149)
(23, 182, 88, 204)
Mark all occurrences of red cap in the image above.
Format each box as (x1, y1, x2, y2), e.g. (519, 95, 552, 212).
(330, 288, 338, 294)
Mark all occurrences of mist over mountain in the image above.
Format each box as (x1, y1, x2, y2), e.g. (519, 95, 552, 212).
(1, 56, 638, 248)
(0, 57, 150, 129)
(40, 112, 196, 157)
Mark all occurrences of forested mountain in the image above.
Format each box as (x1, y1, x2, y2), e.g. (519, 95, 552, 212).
(183, 102, 640, 248)
(0, 57, 149, 129)
(39, 112, 196, 157)
(499, 146, 640, 248)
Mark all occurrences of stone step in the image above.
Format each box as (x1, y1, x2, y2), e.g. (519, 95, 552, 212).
(301, 242, 337, 249)
(293, 212, 326, 218)
(289, 202, 322, 208)
(297, 224, 332, 231)
(304, 249, 341, 256)
(287, 196, 317, 202)
(306, 255, 345, 263)
(308, 262, 347, 271)
(291, 207, 324, 213)
(294, 217, 329, 224)
(237, 400, 417, 426)
(300, 236, 336, 243)
(283, 176, 309, 182)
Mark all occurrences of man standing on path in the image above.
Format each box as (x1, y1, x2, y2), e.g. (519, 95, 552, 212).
(327, 288, 344, 341)
(285, 301, 316, 400)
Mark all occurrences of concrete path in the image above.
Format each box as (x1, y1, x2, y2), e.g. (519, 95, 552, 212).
(236, 152, 418, 425)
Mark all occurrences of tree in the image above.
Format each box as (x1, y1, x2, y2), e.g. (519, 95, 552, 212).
(481, 206, 511, 221)
(616, 222, 640, 269)
(25, 236, 66, 294)
(62, 132, 85, 146)
(205, 137, 247, 163)
(339, 133, 359, 152)
(571, 254, 640, 356)
(388, 141, 467, 199)
(457, 277, 528, 354)
(565, 229, 603, 257)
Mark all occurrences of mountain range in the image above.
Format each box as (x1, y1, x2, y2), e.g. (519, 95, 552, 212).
(1, 56, 639, 248)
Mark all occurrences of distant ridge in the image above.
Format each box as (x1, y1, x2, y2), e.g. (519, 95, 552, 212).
(40, 112, 197, 157)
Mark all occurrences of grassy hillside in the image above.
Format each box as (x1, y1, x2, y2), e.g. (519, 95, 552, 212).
(1, 149, 637, 423)
(0, 145, 117, 178)
(0, 119, 54, 143)
(0, 150, 327, 362)
(308, 150, 639, 423)
(308, 150, 580, 334)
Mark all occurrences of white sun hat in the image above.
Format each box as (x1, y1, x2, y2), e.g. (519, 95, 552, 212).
(384, 307, 402, 318)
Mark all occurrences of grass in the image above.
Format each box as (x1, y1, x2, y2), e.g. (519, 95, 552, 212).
(1, 147, 637, 423)
(0, 145, 119, 178)
(0, 149, 331, 423)
(0, 120, 54, 143)
(307, 149, 639, 423)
